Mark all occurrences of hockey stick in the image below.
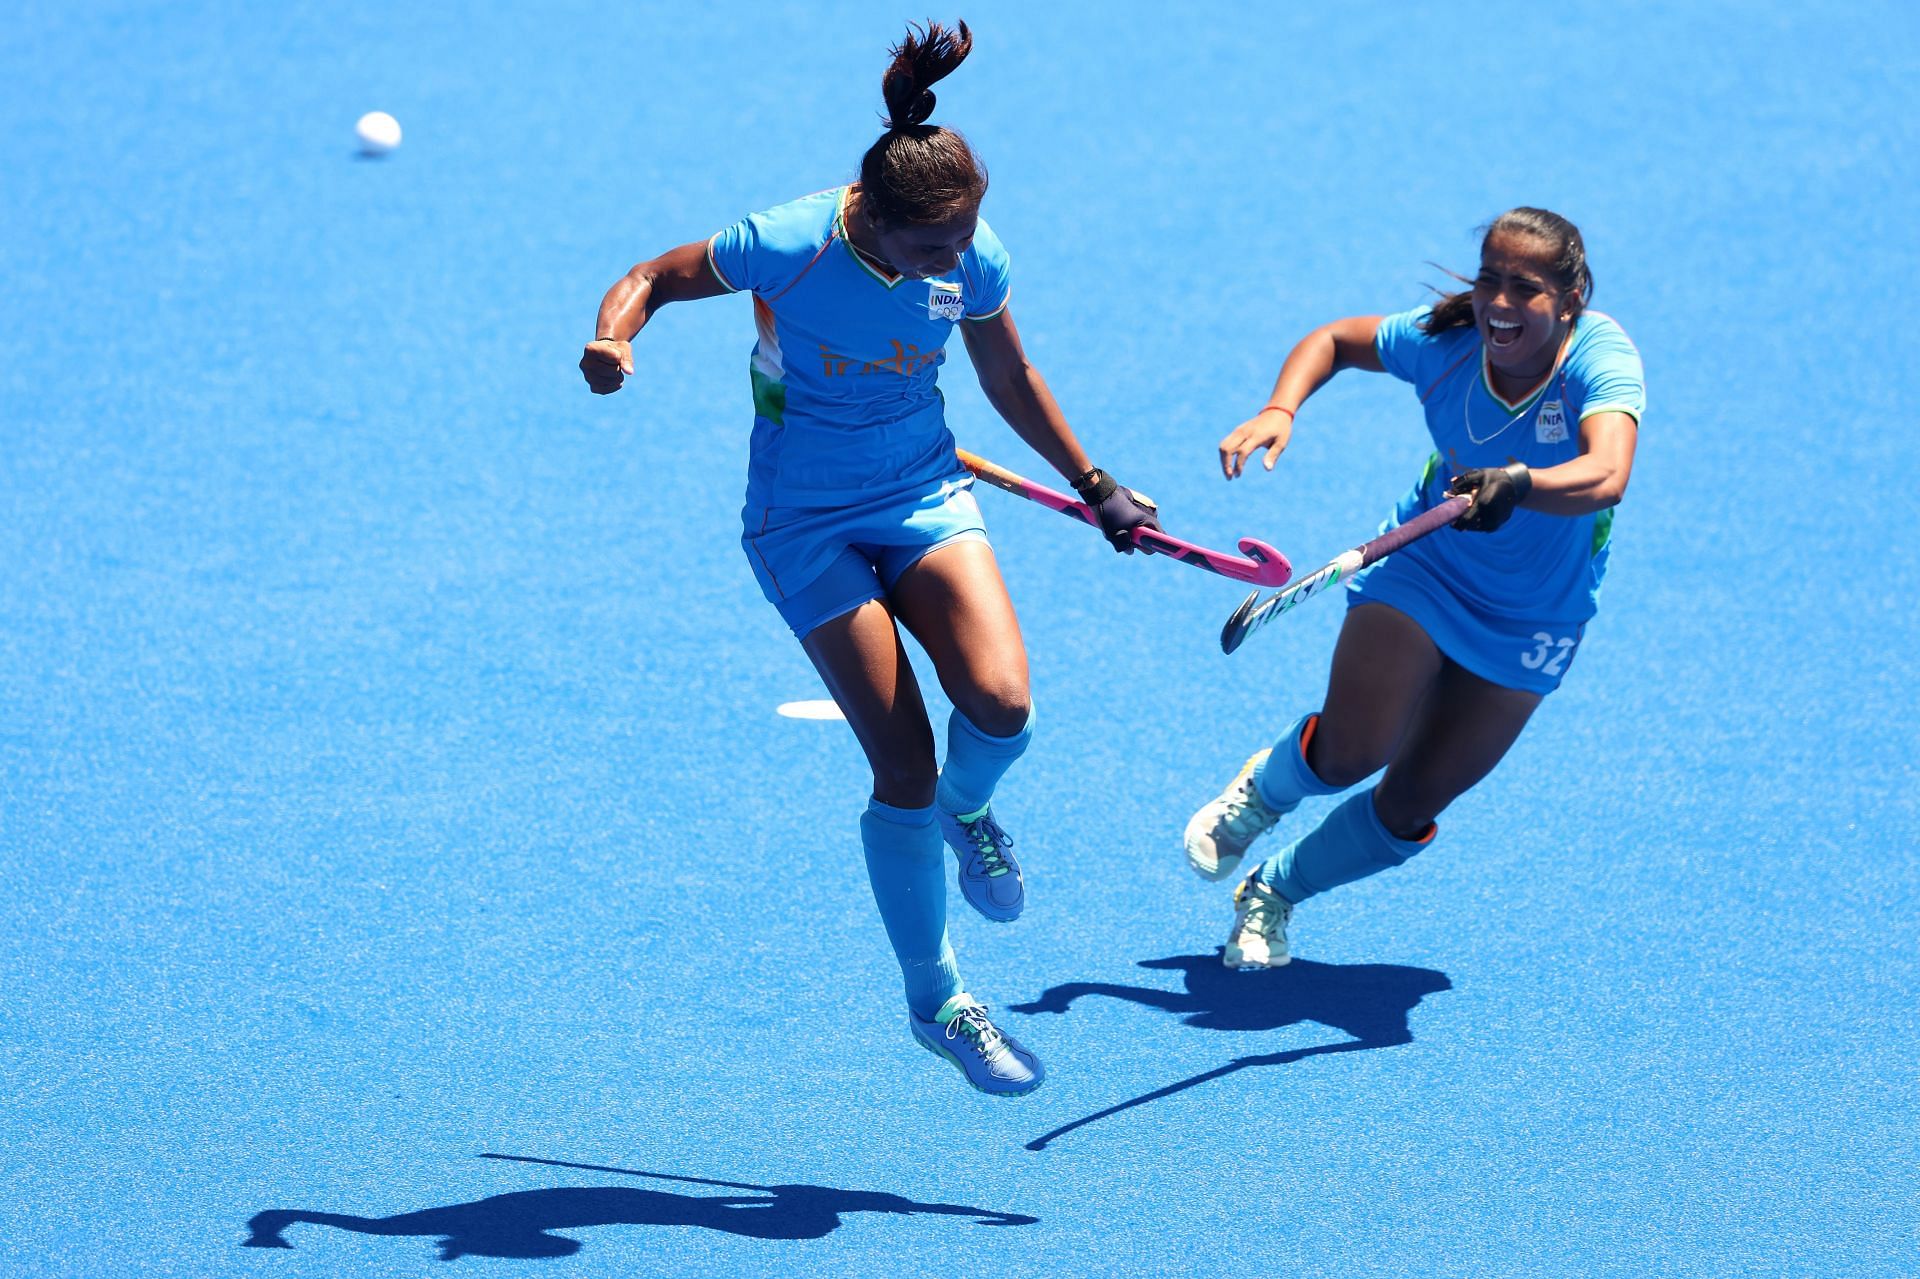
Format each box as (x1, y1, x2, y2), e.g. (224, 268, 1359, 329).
(956, 449, 1293, 588)
(1219, 495, 1469, 654)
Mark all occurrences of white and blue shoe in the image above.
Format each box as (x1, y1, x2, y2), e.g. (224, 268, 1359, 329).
(1184, 749, 1285, 882)
(1223, 874, 1294, 969)
(938, 804, 1024, 922)
(909, 994, 1045, 1097)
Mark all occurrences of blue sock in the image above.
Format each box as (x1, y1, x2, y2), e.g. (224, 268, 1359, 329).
(1255, 790, 1436, 903)
(860, 798, 963, 1019)
(1252, 712, 1345, 812)
(934, 706, 1033, 815)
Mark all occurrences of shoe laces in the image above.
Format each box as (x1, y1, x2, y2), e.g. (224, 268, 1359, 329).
(945, 1004, 1009, 1061)
(1219, 778, 1280, 841)
(1239, 883, 1289, 939)
(959, 811, 1015, 877)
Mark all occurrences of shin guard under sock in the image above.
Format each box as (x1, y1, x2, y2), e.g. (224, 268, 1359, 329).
(935, 706, 1033, 816)
(1251, 712, 1345, 813)
(860, 798, 962, 1018)
(1256, 789, 1437, 903)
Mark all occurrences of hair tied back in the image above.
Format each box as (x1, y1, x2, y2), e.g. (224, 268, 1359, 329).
(881, 19, 973, 131)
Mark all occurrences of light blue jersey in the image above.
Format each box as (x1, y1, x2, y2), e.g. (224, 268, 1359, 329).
(707, 187, 1012, 507)
(1367, 305, 1646, 626)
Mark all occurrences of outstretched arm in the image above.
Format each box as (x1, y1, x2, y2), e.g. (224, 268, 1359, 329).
(959, 308, 1093, 480)
(960, 309, 1159, 550)
(580, 240, 732, 395)
(1219, 316, 1386, 478)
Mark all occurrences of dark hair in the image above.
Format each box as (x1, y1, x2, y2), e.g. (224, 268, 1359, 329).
(1422, 207, 1593, 334)
(856, 20, 988, 227)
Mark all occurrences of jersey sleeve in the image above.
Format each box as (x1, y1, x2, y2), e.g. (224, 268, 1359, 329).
(960, 218, 1012, 321)
(1568, 315, 1647, 424)
(1373, 306, 1436, 385)
(705, 214, 761, 294)
(707, 205, 814, 297)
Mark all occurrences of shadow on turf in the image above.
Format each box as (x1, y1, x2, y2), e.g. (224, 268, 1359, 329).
(1011, 953, 1451, 1150)
(243, 1154, 1036, 1261)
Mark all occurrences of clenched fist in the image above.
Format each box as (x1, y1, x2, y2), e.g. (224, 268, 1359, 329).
(580, 338, 634, 395)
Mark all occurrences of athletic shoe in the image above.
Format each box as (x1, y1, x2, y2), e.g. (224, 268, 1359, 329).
(1184, 749, 1284, 881)
(1223, 875, 1293, 969)
(909, 994, 1045, 1097)
(938, 803, 1024, 922)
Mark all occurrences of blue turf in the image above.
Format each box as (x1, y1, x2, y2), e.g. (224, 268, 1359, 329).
(3, 2, 1917, 1276)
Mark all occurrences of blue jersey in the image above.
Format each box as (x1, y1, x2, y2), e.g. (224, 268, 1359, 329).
(1369, 305, 1646, 624)
(706, 188, 1013, 507)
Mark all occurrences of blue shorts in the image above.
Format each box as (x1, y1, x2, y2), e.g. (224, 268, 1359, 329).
(742, 474, 990, 639)
(1345, 554, 1589, 695)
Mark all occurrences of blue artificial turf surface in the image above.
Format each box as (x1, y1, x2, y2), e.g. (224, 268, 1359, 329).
(2, 2, 1916, 1275)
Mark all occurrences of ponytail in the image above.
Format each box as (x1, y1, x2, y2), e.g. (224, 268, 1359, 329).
(881, 19, 971, 129)
(1422, 280, 1477, 334)
(858, 20, 988, 227)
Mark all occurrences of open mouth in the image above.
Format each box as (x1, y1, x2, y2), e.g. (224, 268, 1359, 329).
(1487, 317, 1523, 351)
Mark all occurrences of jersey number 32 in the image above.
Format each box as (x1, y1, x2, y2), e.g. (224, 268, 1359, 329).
(1521, 632, 1578, 676)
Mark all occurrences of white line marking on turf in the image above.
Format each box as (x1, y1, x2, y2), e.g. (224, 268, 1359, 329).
(777, 699, 846, 721)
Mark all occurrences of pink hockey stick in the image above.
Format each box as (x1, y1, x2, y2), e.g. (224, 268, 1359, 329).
(957, 449, 1293, 588)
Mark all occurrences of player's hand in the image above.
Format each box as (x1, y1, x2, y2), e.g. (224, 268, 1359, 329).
(1218, 407, 1295, 479)
(1073, 468, 1162, 553)
(1447, 463, 1532, 532)
(580, 338, 634, 394)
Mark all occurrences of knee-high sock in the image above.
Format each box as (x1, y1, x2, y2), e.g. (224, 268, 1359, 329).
(935, 706, 1033, 815)
(1252, 712, 1345, 813)
(860, 798, 963, 1018)
(1255, 789, 1437, 903)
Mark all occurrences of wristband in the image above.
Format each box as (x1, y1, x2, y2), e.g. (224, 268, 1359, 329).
(1071, 467, 1118, 504)
(1503, 462, 1533, 502)
(1262, 404, 1296, 420)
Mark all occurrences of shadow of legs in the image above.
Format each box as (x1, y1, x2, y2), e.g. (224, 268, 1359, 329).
(1026, 1038, 1390, 1151)
(1012, 953, 1450, 1150)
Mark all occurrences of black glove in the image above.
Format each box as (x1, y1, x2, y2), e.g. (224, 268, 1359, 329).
(1448, 463, 1532, 533)
(1072, 467, 1162, 553)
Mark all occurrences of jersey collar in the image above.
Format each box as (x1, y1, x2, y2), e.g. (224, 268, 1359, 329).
(1478, 318, 1577, 412)
(835, 187, 907, 289)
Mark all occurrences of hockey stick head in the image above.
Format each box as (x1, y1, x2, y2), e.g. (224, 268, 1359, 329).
(1220, 590, 1261, 654)
(1235, 537, 1293, 587)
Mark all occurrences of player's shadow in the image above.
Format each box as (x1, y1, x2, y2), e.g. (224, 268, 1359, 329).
(243, 1154, 1037, 1261)
(1011, 953, 1451, 1150)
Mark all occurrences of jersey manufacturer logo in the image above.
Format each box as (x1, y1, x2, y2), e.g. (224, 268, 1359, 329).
(1535, 400, 1569, 444)
(927, 283, 964, 322)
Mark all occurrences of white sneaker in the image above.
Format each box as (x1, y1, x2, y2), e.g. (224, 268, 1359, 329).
(1184, 749, 1284, 881)
(1223, 876, 1293, 969)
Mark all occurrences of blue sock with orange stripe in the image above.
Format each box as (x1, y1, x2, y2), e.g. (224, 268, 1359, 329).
(1252, 712, 1344, 813)
(1254, 789, 1437, 903)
